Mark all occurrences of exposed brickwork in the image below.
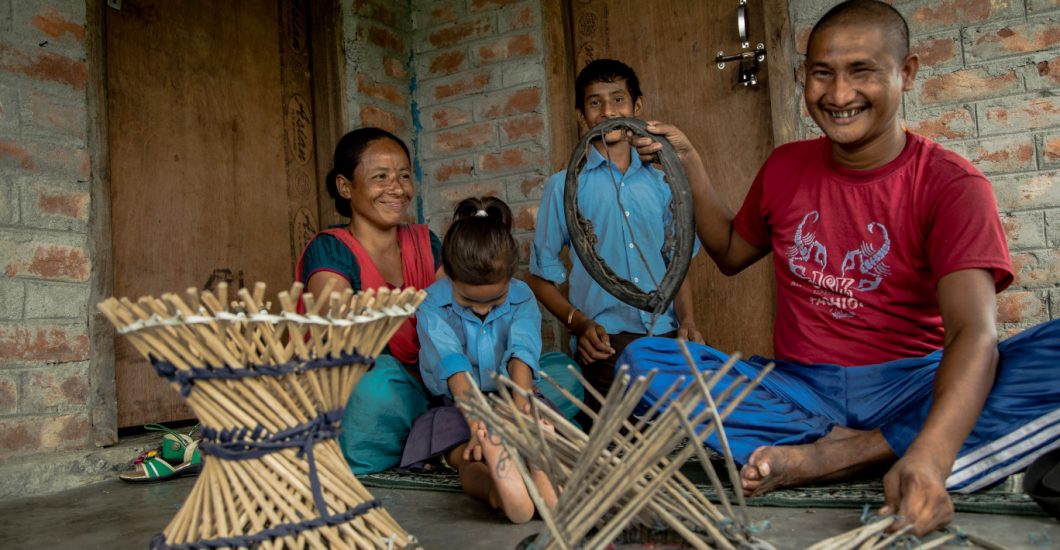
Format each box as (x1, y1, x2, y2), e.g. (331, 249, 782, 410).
(345, 0, 413, 145)
(409, 0, 554, 321)
(0, 1, 94, 471)
(787, 0, 1060, 332)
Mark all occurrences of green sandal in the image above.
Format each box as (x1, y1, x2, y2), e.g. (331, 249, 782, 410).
(119, 441, 202, 483)
(145, 423, 199, 464)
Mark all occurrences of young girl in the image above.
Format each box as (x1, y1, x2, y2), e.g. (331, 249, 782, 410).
(402, 196, 557, 523)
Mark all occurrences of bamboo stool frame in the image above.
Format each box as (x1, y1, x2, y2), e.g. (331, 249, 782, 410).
(98, 281, 424, 550)
(458, 340, 777, 550)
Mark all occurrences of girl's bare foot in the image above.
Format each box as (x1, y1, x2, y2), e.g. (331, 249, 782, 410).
(478, 427, 535, 523)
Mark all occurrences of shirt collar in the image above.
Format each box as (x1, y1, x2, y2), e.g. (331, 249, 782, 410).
(428, 278, 532, 320)
(584, 143, 644, 174)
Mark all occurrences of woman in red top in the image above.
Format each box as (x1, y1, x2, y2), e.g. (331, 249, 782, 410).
(297, 127, 443, 474)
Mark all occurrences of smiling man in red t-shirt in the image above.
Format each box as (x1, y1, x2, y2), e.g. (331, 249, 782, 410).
(627, 0, 1060, 537)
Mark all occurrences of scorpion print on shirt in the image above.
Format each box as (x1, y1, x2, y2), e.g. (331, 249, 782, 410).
(786, 210, 892, 320)
(732, 134, 1012, 366)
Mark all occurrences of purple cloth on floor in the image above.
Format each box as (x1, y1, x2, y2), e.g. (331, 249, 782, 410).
(400, 403, 469, 471)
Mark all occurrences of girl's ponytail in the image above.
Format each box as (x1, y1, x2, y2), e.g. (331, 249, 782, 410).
(443, 196, 517, 285)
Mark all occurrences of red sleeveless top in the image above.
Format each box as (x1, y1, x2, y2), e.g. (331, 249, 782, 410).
(296, 224, 436, 365)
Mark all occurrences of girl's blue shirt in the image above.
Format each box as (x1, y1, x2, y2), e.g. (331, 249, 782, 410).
(415, 277, 542, 398)
(416, 277, 542, 398)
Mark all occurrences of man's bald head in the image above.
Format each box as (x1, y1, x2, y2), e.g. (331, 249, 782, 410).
(807, 0, 910, 61)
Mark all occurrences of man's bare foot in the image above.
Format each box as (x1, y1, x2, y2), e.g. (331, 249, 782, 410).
(740, 427, 896, 497)
(479, 427, 535, 523)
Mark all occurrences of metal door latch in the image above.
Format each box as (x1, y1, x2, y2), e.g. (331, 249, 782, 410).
(715, 0, 767, 87)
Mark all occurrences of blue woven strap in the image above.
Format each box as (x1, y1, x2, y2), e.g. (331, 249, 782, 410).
(149, 352, 374, 398)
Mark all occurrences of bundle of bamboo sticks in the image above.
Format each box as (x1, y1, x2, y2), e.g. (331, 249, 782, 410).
(98, 281, 425, 550)
(458, 340, 777, 550)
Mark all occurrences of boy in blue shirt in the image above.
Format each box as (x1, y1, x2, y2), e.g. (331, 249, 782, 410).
(529, 59, 701, 412)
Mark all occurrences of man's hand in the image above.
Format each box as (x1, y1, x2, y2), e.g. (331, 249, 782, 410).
(880, 451, 954, 536)
(632, 121, 697, 163)
(573, 318, 614, 364)
(677, 321, 704, 344)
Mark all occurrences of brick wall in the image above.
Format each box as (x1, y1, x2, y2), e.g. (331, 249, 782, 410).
(0, 1, 93, 460)
(787, 0, 1060, 334)
(344, 0, 414, 143)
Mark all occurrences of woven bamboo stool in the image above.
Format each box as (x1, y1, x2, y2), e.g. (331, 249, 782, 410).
(98, 281, 424, 549)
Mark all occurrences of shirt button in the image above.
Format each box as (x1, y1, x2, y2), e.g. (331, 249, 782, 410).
(624, 211, 630, 217)
(628, 243, 634, 249)
(634, 277, 640, 283)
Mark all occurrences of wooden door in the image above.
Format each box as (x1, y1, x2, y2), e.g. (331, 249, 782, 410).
(106, 0, 320, 427)
(565, 0, 777, 356)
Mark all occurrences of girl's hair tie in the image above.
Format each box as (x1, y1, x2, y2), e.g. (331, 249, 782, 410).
(474, 209, 488, 217)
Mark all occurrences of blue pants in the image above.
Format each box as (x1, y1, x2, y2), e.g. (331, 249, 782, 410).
(620, 319, 1060, 493)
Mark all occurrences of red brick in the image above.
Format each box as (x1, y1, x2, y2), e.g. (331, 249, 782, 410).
(1044, 135, 1060, 166)
(513, 174, 546, 201)
(906, 107, 976, 140)
(359, 105, 407, 134)
(479, 87, 541, 119)
(967, 18, 1060, 61)
(430, 181, 503, 212)
(431, 157, 474, 183)
(500, 3, 537, 32)
(1001, 212, 1047, 250)
(426, 50, 467, 77)
(909, 0, 1016, 34)
(35, 188, 88, 221)
(917, 67, 1019, 105)
(0, 374, 15, 415)
(471, 0, 523, 8)
(980, 95, 1060, 134)
(0, 413, 89, 458)
(1011, 250, 1060, 287)
(996, 290, 1046, 323)
(993, 170, 1059, 211)
(27, 91, 85, 140)
(956, 136, 1035, 174)
(25, 365, 88, 410)
(3, 242, 90, 281)
(479, 145, 546, 175)
(430, 122, 497, 154)
(427, 16, 493, 49)
(31, 6, 85, 42)
(0, 325, 89, 363)
(1032, 54, 1060, 87)
(911, 37, 959, 68)
(363, 23, 405, 53)
(427, 5, 459, 27)
(427, 105, 472, 130)
(0, 139, 90, 178)
(512, 203, 537, 232)
(383, 57, 406, 78)
(353, 0, 399, 28)
(500, 113, 545, 143)
(432, 71, 491, 101)
(0, 43, 86, 90)
(477, 33, 539, 64)
(356, 74, 405, 107)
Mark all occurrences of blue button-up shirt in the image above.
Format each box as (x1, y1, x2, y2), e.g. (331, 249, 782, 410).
(531, 146, 695, 337)
(417, 277, 542, 398)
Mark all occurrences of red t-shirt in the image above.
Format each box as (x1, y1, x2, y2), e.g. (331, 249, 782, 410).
(734, 133, 1013, 366)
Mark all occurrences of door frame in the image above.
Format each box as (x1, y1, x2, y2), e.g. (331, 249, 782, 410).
(84, 0, 346, 445)
(543, 0, 797, 165)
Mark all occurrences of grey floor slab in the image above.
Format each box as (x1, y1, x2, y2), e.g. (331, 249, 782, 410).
(0, 477, 1056, 549)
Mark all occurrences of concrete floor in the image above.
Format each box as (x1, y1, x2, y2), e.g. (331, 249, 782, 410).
(0, 476, 1056, 549)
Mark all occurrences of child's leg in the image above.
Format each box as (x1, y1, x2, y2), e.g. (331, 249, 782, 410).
(445, 443, 495, 504)
(474, 427, 535, 523)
